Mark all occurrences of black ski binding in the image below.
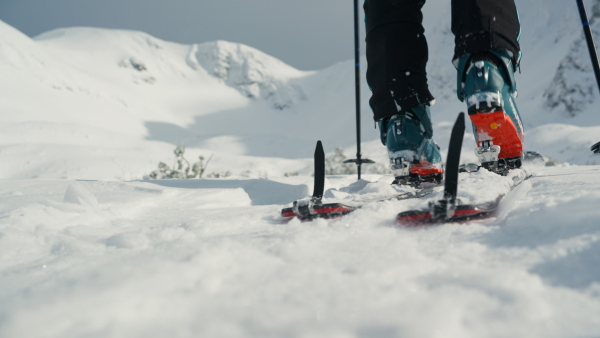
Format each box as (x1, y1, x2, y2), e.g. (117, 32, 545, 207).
(481, 156, 522, 176)
(429, 197, 457, 221)
(390, 158, 442, 188)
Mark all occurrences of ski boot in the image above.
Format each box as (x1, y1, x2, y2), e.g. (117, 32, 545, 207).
(379, 104, 444, 187)
(456, 50, 524, 175)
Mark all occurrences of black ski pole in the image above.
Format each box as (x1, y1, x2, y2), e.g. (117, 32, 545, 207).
(344, 0, 374, 179)
(576, 0, 600, 153)
(577, 0, 600, 93)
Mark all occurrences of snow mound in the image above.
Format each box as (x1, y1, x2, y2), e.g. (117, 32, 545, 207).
(195, 41, 311, 110)
(63, 182, 100, 210)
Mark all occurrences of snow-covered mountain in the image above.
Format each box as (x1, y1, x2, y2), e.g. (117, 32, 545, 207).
(1, 1, 600, 181)
(544, 0, 600, 117)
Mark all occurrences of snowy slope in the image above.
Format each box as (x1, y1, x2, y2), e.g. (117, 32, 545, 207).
(1, 165, 600, 337)
(0, 19, 374, 179)
(0, 20, 318, 180)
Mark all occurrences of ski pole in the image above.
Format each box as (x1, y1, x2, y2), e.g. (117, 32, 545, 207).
(344, 0, 374, 179)
(576, 0, 600, 93)
(576, 0, 600, 153)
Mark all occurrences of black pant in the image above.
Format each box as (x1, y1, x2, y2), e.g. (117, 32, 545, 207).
(365, 0, 521, 121)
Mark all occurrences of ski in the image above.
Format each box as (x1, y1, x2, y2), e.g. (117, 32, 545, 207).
(281, 141, 436, 221)
(397, 170, 530, 223)
(397, 112, 532, 224)
(281, 188, 435, 221)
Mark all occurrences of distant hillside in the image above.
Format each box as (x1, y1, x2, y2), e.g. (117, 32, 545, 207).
(1, 1, 600, 180)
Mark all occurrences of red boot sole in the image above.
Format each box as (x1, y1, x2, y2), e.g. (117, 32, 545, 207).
(470, 110, 523, 159)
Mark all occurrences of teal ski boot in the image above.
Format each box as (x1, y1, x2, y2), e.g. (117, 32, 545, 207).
(379, 104, 444, 186)
(456, 50, 525, 174)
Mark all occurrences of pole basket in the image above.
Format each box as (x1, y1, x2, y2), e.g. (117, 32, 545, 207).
(592, 141, 600, 154)
(343, 158, 376, 165)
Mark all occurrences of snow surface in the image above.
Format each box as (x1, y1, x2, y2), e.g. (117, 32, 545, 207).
(2, 0, 600, 335)
(2, 165, 600, 337)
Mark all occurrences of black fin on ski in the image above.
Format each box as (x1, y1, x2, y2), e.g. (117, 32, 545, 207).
(444, 112, 466, 202)
(397, 112, 466, 223)
(312, 140, 325, 201)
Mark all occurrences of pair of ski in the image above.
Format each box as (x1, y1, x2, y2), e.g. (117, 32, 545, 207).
(281, 112, 529, 224)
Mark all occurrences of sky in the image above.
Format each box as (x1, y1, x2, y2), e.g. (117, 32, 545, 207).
(0, 0, 359, 71)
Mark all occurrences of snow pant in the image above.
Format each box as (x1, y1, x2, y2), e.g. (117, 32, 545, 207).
(364, 0, 521, 121)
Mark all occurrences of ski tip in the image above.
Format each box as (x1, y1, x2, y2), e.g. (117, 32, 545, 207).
(281, 207, 295, 218)
(280, 203, 356, 221)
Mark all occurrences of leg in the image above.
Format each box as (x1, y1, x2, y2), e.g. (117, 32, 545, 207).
(451, 0, 521, 66)
(364, 0, 443, 186)
(452, 0, 524, 173)
(364, 0, 433, 121)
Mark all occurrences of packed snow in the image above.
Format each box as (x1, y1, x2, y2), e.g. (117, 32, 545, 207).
(2, 165, 600, 337)
(2, 0, 600, 336)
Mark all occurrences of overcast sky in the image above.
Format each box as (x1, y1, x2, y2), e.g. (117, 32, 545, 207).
(0, 0, 361, 70)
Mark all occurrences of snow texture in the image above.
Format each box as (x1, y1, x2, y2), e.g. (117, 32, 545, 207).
(2, 166, 600, 338)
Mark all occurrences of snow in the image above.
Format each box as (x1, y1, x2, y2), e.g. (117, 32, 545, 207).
(2, 166, 600, 337)
(2, 0, 600, 335)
